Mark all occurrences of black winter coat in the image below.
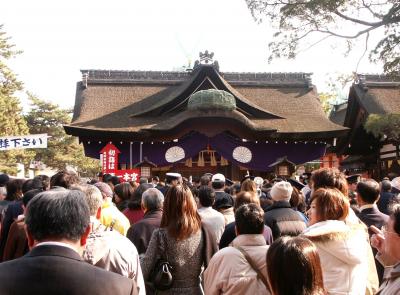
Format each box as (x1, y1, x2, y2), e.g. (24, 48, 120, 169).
(264, 201, 307, 240)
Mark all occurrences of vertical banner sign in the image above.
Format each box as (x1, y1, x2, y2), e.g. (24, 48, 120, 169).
(100, 143, 140, 182)
(0, 134, 48, 151)
(100, 143, 120, 174)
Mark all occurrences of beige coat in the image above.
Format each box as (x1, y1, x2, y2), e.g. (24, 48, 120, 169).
(204, 234, 270, 295)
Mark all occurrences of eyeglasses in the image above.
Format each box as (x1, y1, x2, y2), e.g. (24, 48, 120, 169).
(381, 225, 399, 236)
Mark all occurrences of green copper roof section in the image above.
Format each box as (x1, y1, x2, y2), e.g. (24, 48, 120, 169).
(188, 89, 236, 111)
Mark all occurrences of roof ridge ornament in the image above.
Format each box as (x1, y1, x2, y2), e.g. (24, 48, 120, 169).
(193, 50, 220, 72)
(199, 50, 214, 64)
(82, 71, 89, 88)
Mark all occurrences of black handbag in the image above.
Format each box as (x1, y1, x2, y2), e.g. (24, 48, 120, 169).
(151, 230, 173, 291)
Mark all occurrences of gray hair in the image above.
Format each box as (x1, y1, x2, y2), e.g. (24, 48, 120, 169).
(78, 185, 103, 216)
(25, 189, 90, 242)
(142, 188, 164, 211)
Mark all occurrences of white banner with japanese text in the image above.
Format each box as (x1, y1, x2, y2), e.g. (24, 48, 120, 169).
(0, 134, 48, 151)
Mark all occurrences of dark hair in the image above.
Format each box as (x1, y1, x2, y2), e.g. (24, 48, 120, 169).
(235, 203, 264, 235)
(22, 178, 43, 194)
(290, 187, 307, 213)
(380, 180, 392, 192)
(110, 176, 121, 186)
(102, 173, 113, 183)
(356, 179, 380, 204)
(310, 188, 349, 222)
(25, 190, 90, 242)
(0, 173, 10, 186)
(212, 181, 224, 190)
(161, 185, 201, 240)
(139, 177, 148, 184)
(311, 168, 348, 197)
(34, 175, 50, 190)
(198, 186, 215, 207)
(50, 170, 80, 189)
(230, 183, 241, 195)
(267, 236, 326, 295)
(392, 204, 400, 235)
(234, 191, 259, 210)
(6, 179, 25, 201)
(22, 189, 43, 206)
(128, 183, 152, 209)
(114, 182, 134, 202)
(200, 175, 210, 186)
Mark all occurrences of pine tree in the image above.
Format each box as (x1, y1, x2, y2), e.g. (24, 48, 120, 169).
(0, 25, 34, 174)
(25, 93, 100, 176)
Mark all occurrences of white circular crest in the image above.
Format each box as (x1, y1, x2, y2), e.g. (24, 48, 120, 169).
(165, 146, 185, 163)
(232, 146, 252, 163)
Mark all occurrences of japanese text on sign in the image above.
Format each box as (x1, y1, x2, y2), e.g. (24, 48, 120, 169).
(0, 134, 48, 151)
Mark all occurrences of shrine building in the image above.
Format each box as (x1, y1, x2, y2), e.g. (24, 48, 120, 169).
(64, 52, 347, 180)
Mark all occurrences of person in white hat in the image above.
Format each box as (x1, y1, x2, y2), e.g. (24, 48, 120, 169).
(159, 172, 182, 196)
(211, 173, 234, 212)
(264, 181, 307, 239)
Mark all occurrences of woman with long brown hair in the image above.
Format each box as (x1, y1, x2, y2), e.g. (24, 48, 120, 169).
(140, 185, 217, 294)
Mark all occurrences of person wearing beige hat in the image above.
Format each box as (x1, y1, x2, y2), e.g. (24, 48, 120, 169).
(263, 181, 307, 239)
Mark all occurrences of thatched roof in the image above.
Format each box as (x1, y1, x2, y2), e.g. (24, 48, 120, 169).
(65, 65, 347, 141)
(351, 74, 400, 115)
(335, 74, 399, 155)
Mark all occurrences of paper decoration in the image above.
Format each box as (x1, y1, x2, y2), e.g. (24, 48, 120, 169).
(232, 146, 252, 163)
(165, 146, 185, 163)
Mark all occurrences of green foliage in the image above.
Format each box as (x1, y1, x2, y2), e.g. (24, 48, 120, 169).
(0, 25, 35, 174)
(319, 92, 336, 115)
(246, 0, 400, 74)
(364, 113, 400, 141)
(25, 94, 100, 176)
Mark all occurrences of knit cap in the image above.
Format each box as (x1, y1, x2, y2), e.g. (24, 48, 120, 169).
(270, 181, 293, 202)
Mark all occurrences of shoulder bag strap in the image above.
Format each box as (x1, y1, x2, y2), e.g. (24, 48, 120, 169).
(235, 246, 271, 292)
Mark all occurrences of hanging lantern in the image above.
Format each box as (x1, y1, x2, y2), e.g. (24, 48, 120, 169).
(268, 156, 296, 178)
(133, 157, 157, 178)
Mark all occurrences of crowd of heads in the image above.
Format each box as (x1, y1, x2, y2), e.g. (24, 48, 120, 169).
(0, 166, 399, 295)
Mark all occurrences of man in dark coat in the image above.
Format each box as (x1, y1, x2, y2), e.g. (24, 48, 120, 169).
(211, 173, 234, 209)
(264, 181, 307, 240)
(0, 189, 138, 295)
(377, 180, 397, 215)
(356, 179, 389, 284)
(127, 188, 163, 254)
(356, 179, 389, 229)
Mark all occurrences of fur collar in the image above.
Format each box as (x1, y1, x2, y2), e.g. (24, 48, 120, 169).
(302, 220, 364, 243)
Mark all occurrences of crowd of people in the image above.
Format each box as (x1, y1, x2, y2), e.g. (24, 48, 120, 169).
(0, 168, 399, 295)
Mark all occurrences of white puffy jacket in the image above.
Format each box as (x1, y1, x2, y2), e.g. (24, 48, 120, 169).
(302, 220, 370, 295)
